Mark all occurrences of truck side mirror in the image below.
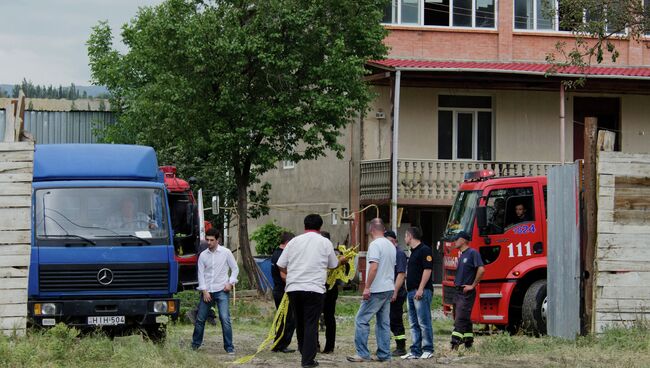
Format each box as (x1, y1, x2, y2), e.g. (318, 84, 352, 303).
(476, 206, 488, 232)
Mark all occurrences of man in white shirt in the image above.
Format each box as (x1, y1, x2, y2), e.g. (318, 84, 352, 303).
(277, 214, 346, 368)
(347, 218, 396, 363)
(191, 228, 239, 353)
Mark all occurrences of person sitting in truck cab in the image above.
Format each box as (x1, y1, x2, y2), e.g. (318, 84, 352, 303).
(513, 203, 532, 223)
(108, 198, 157, 231)
(489, 198, 506, 231)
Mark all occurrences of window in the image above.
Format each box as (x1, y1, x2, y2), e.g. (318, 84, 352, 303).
(484, 187, 534, 235)
(382, 0, 496, 28)
(331, 208, 338, 225)
(282, 160, 295, 169)
(341, 208, 349, 224)
(514, 0, 556, 30)
(437, 95, 492, 161)
(516, 0, 629, 33)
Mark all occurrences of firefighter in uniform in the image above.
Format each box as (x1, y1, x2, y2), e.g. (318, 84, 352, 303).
(450, 231, 485, 350)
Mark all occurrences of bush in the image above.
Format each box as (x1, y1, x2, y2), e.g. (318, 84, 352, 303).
(251, 222, 290, 256)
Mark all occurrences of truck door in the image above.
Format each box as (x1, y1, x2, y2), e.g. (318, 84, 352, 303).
(479, 183, 545, 281)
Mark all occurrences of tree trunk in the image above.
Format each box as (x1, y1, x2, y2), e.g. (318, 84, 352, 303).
(236, 179, 262, 293)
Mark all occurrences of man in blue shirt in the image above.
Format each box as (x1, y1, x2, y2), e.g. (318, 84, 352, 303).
(451, 231, 485, 350)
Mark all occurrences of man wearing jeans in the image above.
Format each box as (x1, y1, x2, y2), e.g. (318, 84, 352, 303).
(191, 228, 239, 354)
(401, 226, 434, 360)
(347, 218, 396, 363)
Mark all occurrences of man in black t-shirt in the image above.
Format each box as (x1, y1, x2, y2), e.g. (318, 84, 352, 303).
(385, 230, 408, 357)
(270, 231, 296, 353)
(451, 231, 485, 350)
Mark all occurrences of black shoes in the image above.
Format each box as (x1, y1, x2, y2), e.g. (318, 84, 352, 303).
(272, 347, 296, 353)
(302, 361, 319, 368)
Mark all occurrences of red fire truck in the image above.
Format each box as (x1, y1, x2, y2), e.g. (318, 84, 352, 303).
(160, 166, 203, 290)
(442, 169, 548, 335)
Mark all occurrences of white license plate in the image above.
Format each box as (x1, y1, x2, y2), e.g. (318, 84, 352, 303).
(87, 316, 125, 326)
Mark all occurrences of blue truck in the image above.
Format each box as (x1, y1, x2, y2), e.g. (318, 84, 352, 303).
(27, 144, 179, 340)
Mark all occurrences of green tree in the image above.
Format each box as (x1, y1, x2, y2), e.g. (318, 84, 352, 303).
(87, 0, 387, 291)
(546, 0, 650, 85)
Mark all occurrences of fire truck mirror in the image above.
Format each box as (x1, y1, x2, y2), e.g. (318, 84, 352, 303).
(476, 206, 488, 233)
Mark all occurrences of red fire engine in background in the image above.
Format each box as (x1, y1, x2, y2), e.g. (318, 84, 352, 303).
(160, 166, 210, 290)
(442, 170, 549, 335)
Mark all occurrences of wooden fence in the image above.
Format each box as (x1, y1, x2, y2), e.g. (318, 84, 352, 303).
(595, 151, 650, 332)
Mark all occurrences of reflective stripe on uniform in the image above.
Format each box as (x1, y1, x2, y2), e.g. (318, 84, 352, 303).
(393, 335, 406, 340)
(463, 332, 474, 338)
(451, 331, 464, 338)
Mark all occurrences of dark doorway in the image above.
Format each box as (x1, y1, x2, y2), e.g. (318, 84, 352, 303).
(573, 97, 620, 160)
(419, 207, 451, 284)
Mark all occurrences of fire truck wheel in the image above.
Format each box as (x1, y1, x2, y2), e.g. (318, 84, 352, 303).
(522, 279, 547, 336)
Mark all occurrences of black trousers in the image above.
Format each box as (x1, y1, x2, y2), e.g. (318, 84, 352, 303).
(288, 291, 325, 366)
(322, 286, 338, 351)
(452, 289, 476, 343)
(273, 290, 296, 350)
(390, 293, 407, 339)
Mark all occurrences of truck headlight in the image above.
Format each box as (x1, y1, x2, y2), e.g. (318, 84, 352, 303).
(35, 303, 58, 316)
(153, 301, 168, 313)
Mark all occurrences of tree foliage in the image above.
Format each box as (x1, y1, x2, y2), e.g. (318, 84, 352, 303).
(546, 0, 650, 86)
(87, 0, 387, 291)
(9, 78, 89, 99)
(250, 222, 290, 256)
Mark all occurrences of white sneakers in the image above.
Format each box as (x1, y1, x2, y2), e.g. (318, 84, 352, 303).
(400, 351, 434, 360)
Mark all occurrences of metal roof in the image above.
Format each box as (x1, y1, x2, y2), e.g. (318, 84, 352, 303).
(368, 59, 650, 80)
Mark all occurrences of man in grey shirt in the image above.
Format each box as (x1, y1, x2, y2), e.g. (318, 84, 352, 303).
(347, 218, 396, 362)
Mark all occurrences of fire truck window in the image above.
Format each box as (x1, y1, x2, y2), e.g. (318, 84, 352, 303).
(485, 187, 534, 235)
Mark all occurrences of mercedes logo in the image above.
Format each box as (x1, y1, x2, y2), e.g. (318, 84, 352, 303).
(97, 268, 114, 286)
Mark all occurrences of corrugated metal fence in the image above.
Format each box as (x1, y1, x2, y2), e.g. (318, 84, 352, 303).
(0, 110, 115, 143)
(547, 163, 581, 340)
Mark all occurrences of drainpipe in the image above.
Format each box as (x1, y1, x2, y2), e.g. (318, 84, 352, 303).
(391, 70, 401, 232)
(560, 83, 566, 165)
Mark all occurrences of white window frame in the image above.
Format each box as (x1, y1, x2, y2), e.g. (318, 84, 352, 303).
(383, 0, 498, 29)
(439, 106, 493, 161)
(331, 208, 338, 225)
(282, 160, 295, 169)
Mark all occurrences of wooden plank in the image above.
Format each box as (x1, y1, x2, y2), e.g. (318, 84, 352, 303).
(615, 176, 650, 188)
(0, 304, 26, 317)
(599, 187, 615, 197)
(0, 278, 28, 289)
(596, 298, 650, 313)
(597, 247, 650, 262)
(595, 320, 641, 333)
(0, 151, 33, 162)
(0, 267, 28, 278)
(0, 173, 32, 183)
(0, 195, 30, 208)
(598, 209, 614, 222)
(595, 312, 650, 322)
(615, 196, 650, 211)
(596, 285, 650, 299)
(598, 260, 650, 272)
(599, 151, 650, 163)
(3, 104, 15, 143)
(0, 255, 30, 267)
(0, 208, 30, 230)
(0, 244, 30, 256)
(597, 130, 616, 152)
(599, 174, 615, 188)
(0, 230, 31, 244)
(0, 316, 26, 330)
(598, 222, 650, 235)
(0, 183, 31, 196)
(613, 210, 650, 224)
(598, 162, 650, 176)
(0, 161, 33, 174)
(0, 289, 27, 304)
(599, 196, 614, 211)
(0, 142, 34, 152)
(598, 233, 650, 247)
(596, 272, 650, 287)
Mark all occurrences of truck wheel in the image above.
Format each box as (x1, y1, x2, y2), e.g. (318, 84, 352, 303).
(522, 279, 547, 336)
(144, 324, 167, 343)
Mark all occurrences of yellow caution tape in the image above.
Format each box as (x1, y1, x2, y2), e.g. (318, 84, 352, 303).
(326, 245, 358, 290)
(232, 293, 290, 364)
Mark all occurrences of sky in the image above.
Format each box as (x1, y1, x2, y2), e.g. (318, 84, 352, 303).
(0, 0, 164, 86)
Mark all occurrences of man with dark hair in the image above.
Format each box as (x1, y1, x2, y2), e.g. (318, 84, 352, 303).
(450, 231, 484, 350)
(347, 218, 396, 363)
(384, 230, 408, 356)
(271, 231, 296, 353)
(401, 226, 434, 360)
(191, 228, 239, 354)
(277, 214, 346, 368)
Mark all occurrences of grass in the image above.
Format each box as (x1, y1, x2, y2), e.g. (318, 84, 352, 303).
(2, 296, 650, 368)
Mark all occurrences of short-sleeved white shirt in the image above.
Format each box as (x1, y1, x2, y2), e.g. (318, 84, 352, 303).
(366, 237, 396, 293)
(276, 231, 339, 294)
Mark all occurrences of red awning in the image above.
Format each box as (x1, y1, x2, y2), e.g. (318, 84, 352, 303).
(368, 59, 650, 80)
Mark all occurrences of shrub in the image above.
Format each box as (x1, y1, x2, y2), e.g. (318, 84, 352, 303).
(251, 222, 290, 256)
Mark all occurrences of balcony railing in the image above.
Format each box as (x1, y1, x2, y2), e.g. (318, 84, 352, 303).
(360, 159, 559, 202)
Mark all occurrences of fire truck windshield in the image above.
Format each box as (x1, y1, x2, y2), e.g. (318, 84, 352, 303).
(444, 190, 481, 239)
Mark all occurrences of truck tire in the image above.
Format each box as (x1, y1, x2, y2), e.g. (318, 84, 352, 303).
(144, 323, 167, 343)
(522, 279, 547, 336)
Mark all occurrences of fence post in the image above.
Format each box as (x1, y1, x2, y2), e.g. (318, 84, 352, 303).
(582, 117, 598, 334)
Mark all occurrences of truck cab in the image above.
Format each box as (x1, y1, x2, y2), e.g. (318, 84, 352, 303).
(28, 144, 179, 340)
(442, 169, 548, 335)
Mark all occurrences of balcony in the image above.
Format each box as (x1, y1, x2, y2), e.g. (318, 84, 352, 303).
(360, 159, 558, 203)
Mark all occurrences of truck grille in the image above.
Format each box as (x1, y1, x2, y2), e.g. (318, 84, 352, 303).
(39, 263, 168, 292)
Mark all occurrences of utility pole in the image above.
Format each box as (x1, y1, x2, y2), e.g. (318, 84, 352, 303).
(582, 117, 598, 334)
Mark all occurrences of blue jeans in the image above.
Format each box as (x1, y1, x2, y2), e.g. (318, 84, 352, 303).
(191, 291, 234, 352)
(354, 291, 393, 360)
(407, 289, 434, 355)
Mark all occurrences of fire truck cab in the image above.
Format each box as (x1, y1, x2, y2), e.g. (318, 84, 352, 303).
(442, 170, 548, 335)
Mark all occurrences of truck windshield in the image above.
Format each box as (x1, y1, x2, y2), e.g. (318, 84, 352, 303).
(444, 190, 481, 239)
(34, 187, 169, 245)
